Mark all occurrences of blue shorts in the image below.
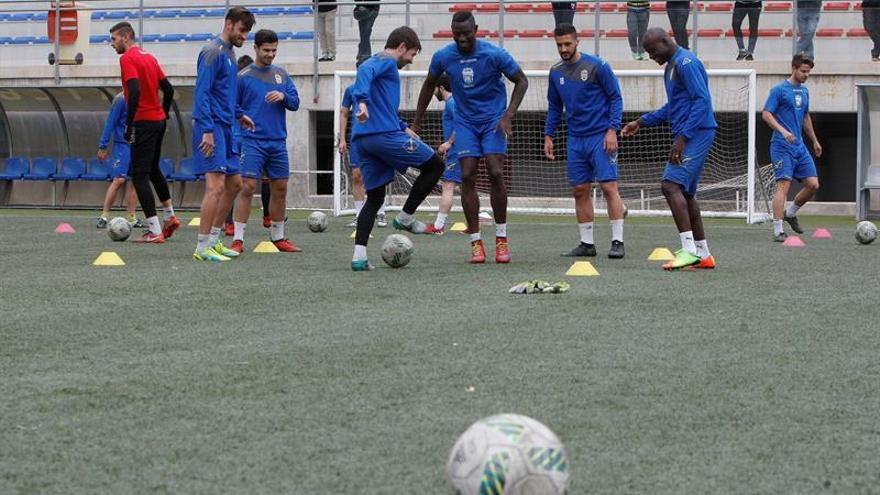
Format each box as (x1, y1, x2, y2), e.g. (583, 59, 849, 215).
(348, 145, 361, 169)
(662, 129, 716, 197)
(108, 142, 131, 178)
(352, 131, 436, 191)
(771, 141, 816, 182)
(442, 159, 462, 184)
(566, 133, 619, 186)
(454, 118, 507, 159)
(240, 138, 289, 180)
(192, 121, 235, 175)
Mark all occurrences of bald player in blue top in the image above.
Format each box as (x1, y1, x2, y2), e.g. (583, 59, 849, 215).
(412, 11, 529, 265)
(622, 27, 717, 271)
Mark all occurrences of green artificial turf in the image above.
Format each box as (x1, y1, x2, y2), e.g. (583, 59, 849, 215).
(1, 209, 878, 494)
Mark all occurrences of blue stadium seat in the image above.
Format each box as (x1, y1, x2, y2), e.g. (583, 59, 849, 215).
(159, 34, 186, 42)
(160, 158, 175, 179)
(276, 31, 295, 41)
(254, 7, 286, 15)
(54, 157, 86, 180)
(11, 36, 37, 45)
(180, 9, 208, 17)
(155, 10, 183, 18)
(205, 8, 226, 17)
(34, 36, 50, 44)
(8, 13, 34, 21)
(290, 32, 315, 40)
(105, 11, 133, 20)
(23, 157, 56, 180)
(91, 11, 107, 19)
(185, 33, 213, 42)
(0, 157, 28, 180)
(141, 10, 160, 17)
(285, 7, 314, 15)
(142, 34, 161, 43)
(82, 158, 111, 181)
(90, 35, 111, 44)
(0, 13, 11, 21)
(32, 12, 48, 21)
(171, 158, 199, 181)
(0, 37, 12, 45)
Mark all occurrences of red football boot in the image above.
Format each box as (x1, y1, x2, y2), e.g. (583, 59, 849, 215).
(469, 240, 486, 264)
(230, 239, 244, 254)
(162, 215, 181, 239)
(273, 238, 302, 252)
(495, 237, 511, 264)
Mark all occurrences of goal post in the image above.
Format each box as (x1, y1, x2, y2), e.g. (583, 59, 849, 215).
(333, 68, 767, 223)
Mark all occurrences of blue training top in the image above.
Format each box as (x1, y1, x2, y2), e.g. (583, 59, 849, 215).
(640, 47, 717, 139)
(764, 79, 810, 147)
(428, 39, 522, 125)
(236, 63, 300, 141)
(193, 37, 237, 131)
(350, 53, 408, 140)
(99, 93, 127, 148)
(545, 52, 623, 138)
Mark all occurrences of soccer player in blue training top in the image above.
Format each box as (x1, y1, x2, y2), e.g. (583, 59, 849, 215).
(622, 27, 717, 270)
(96, 92, 143, 229)
(544, 23, 626, 259)
(339, 79, 388, 229)
(424, 73, 460, 235)
(349, 26, 446, 271)
(412, 10, 529, 264)
(762, 54, 822, 242)
(229, 29, 301, 254)
(192, 6, 255, 262)
(224, 53, 254, 237)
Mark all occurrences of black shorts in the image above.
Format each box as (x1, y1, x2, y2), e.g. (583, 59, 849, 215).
(131, 120, 166, 175)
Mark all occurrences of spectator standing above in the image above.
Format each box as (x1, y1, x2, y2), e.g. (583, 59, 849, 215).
(795, 0, 821, 58)
(354, 0, 380, 64)
(317, 0, 338, 62)
(627, 0, 650, 60)
(666, 1, 690, 49)
(732, 0, 762, 60)
(551, 2, 576, 28)
(863, 0, 880, 62)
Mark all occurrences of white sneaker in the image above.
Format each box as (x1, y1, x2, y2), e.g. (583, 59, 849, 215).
(376, 213, 388, 228)
(346, 217, 358, 228)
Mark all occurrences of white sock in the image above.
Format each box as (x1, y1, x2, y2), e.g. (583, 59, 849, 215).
(469, 232, 481, 242)
(397, 211, 413, 226)
(680, 230, 697, 255)
(495, 223, 507, 238)
(146, 216, 161, 235)
(209, 226, 221, 245)
(578, 222, 594, 245)
(786, 202, 801, 217)
(695, 239, 710, 258)
(162, 205, 174, 220)
(196, 233, 211, 252)
(610, 219, 624, 242)
(435, 212, 448, 229)
(353, 244, 367, 260)
(233, 222, 246, 241)
(773, 219, 784, 235)
(355, 200, 364, 216)
(270, 221, 284, 241)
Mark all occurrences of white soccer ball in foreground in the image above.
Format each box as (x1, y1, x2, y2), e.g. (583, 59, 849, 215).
(307, 211, 329, 233)
(381, 233, 413, 268)
(855, 221, 877, 245)
(447, 414, 570, 495)
(108, 217, 131, 242)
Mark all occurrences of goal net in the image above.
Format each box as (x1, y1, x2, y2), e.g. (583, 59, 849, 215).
(333, 69, 768, 223)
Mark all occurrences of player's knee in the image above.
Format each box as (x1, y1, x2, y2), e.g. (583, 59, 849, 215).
(572, 184, 590, 199)
(352, 168, 363, 183)
(804, 179, 820, 192)
(599, 181, 619, 197)
(660, 180, 681, 198)
(240, 181, 256, 197)
(486, 166, 505, 183)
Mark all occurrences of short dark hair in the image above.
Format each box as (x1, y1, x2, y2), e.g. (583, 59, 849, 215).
(384, 26, 421, 52)
(237, 54, 253, 70)
(226, 6, 256, 30)
(254, 29, 278, 46)
(109, 21, 135, 39)
(792, 53, 815, 69)
(452, 11, 474, 24)
(554, 23, 577, 38)
(436, 73, 451, 92)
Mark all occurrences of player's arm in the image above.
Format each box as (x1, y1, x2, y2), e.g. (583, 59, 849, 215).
(498, 69, 529, 138)
(678, 61, 712, 143)
(624, 103, 667, 137)
(235, 75, 256, 132)
(413, 70, 440, 135)
(438, 131, 455, 158)
(282, 76, 300, 111)
(761, 88, 795, 143)
(803, 111, 822, 157)
(351, 60, 381, 122)
(158, 77, 174, 120)
(543, 73, 563, 160)
(193, 51, 218, 154)
(599, 61, 623, 154)
(99, 97, 123, 156)
(338, 106, 350, 154)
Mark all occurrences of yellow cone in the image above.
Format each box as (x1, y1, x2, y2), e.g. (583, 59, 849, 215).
(93, 251, 125, 266)
(565, 261, 599, 276)
(648, 247, 675, 261)
(450, 222, 467, 232)
(253, 241, 280, 253)
(350, 231, 372, 239)
(187, 217, 201, 227)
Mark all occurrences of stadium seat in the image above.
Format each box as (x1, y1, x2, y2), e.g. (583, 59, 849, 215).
(82, 159, 111, 181)
(290, 32, 314, 40)
(11, 36, 37, 45)
(185, 33, 213, 42)
(160, 159, 175, 179)
(601, 3, 621, 13)
(34, 36, 50, 44)
(159, 34, 186, 42)
(698, 29, 724, 38)
(823, 2, 851, 11)
(0, 13, 10, 21)
(505, 4, 532, 12)
(284, 7, 313, 15)
(91, 11, 106, 19)
(8, 13, 34, 21)
(54, 157, 86, 180)
(606, 29, 630, 38)
(519, 29, 550, 38)
(253, 7, 286, 15)
(533, 3, 553, 12)
(142, 34, 161, 43)
(179, 9, 209, 18)
(817, 28, 845, 37)
(578, 29, 603, 38)
(764, 2, 792, 11)
(154, 10, 182, 18)
(650, 3, 667, 11)
(476, 3, 500, 11)
(706, 2, 733, 11)
(23, 157, 56, 180)
(0, 37, 12, 45)
(489, 29, 518, 38)
(0, 157, 28, 180)
(90, 35, 111, 44)
(32, 12, 48, 21)
(475, 29, 492, 38)
(206, 8, 226, 17)
(848, 28, 869, 36)
(105, 11, 133, 20)
(171, 158, 199, 181)
(434, 30, 454, 39)
(575, 3, 593, 11)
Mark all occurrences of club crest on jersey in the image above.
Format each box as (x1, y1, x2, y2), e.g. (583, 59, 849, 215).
(794, 93, 803, 108)
(275, 74, 283, 84)
(462, 67, 475, 88)
(405, 137, 417, 153)
(559, 76, 565, 85)
(580, 69, 589, 81)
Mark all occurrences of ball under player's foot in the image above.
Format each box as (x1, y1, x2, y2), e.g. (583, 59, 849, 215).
(212, 241, 239, 258)
(131, 232, 165, 243)
(423, 224, 445, 235)
(230, 239, 244, 254)
(224, 222, 234, 237)
(162, 215, 181, 239)
(562, 242, 596, 257)
(662, 249, 701, 270)
(495, 237, 511, 264)
(193, 247, 230, 262)
(376, 213, 388, 228)
(351, 259, 375, 271)
(608, 240, 625, 259)
(774, 232, 789, 242)
(96, 217, 108, 229)
(783, 213, 803, 234)
(272, 238, 302, 252)
(263, 215, 272, 229)
(392, 216, 427, 234)
(469, 239, 486, 264)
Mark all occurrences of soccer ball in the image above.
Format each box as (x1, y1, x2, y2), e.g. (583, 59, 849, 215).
(447, 414, 570, 495)
(307, 211, 329, 232)
(381, 234, 413, 268)
(855, 221, 878, 245)
(107, 217, 131, 242)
